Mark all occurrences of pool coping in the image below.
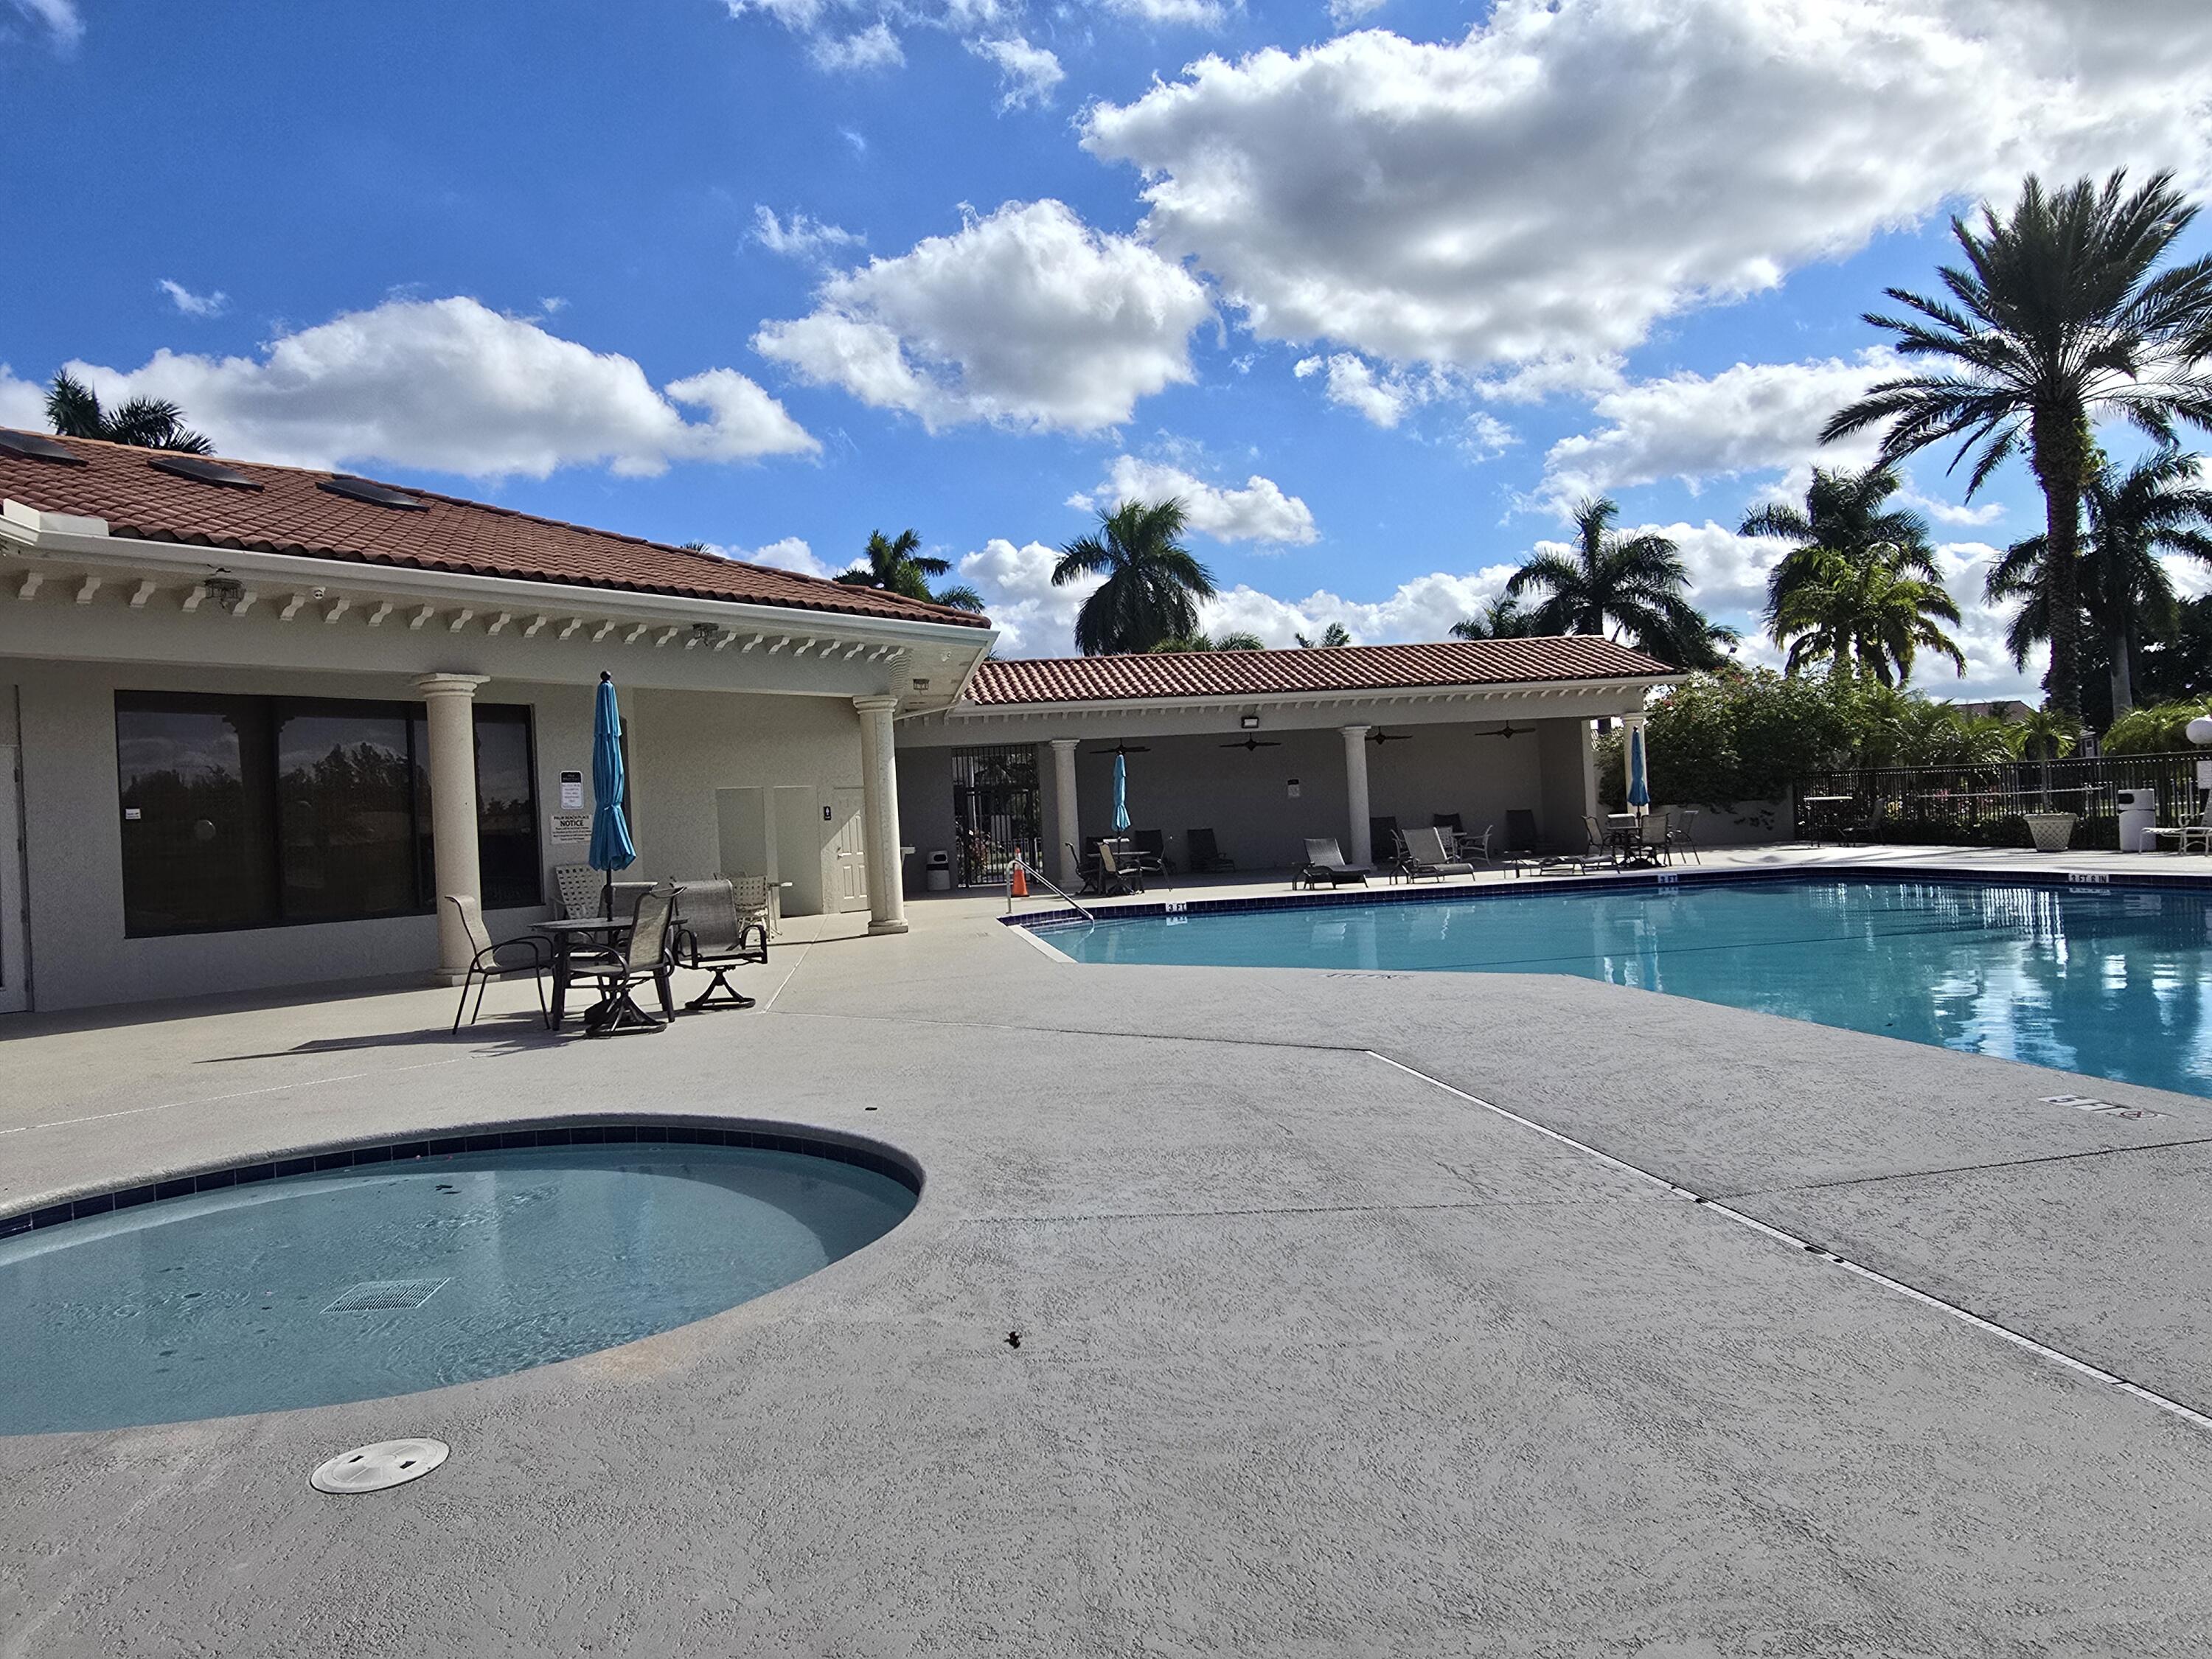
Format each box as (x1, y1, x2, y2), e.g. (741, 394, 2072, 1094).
(0, 1114, 925, 1239)
(1004, 860, 2212, 937)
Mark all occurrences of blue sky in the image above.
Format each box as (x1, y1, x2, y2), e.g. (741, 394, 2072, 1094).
(5, 0, 2212, 690)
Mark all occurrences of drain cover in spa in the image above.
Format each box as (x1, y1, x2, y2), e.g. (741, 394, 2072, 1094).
(310, 1438, 450, 1495)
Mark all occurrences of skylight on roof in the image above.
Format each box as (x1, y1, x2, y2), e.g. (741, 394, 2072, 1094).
(318, 475, 428, 511)
(150, 454, 262, 490)
(0, 431, 87, 466)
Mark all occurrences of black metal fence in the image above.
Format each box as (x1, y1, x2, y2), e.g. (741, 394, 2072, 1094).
(1795, 749, 2207, 848)
(950, 744, 1043, 885)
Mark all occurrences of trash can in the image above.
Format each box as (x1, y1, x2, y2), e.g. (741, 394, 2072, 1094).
(2117, 787, 2157, 852)
(925, 849, 953, 891)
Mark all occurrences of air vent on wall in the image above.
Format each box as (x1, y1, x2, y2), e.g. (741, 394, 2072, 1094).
(0, 431, 87, 465)
(318, 475, 429, 511)
(150, 454, 262, 490)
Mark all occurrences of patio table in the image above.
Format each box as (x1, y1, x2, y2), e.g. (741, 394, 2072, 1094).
(533, 914, 678, 1030)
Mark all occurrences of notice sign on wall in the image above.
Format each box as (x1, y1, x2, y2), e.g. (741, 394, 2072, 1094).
(560, 770, 585, 810)
(549, 811, 590, 845)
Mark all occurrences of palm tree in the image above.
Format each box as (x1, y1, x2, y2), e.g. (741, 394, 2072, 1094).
(1823, 170, 2212, 722)
(1148, 630, 1265, 653)
(834, 528, 984, 612)
(45, 372, 212, 453)
(1986, 446, 2209, 719)
(1740, 465, 1942, 632)
(1503, 497, 1733, 667)
(1052, 499, 1217, 656)
(1448, 597, 1532, 641)
(1295, 622, 1352, 648)
(1770, 546, 1966, 685)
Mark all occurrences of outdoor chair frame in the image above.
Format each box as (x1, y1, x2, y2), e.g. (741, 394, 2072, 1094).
(574, 882, 680, 1036)
(671, 876, 768, 1012)
(1295, 837, 1371, 888)
(447, 893, 552, 1032)
(1399, 825, 1474, 883)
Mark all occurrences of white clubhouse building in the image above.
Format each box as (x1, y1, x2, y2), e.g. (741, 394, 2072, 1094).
(0, 429, 1674, 1013)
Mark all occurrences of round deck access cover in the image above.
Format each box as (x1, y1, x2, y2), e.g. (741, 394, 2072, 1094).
(310, 1438, 450, 1495)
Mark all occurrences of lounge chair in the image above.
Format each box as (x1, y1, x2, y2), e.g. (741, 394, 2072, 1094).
(670, 876, 767, 1012)
(2147, 790, 2212, 853)
(1399, 825, 1474, 883)
(1185, 827, 1236, 872)
(1296, 837, 1371, 888)
(445, 894, 551, 1032)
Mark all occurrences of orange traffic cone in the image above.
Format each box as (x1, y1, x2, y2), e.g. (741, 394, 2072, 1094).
(1009, 858, 1029, 899)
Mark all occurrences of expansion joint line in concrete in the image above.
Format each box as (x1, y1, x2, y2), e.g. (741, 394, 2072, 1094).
(1365, 1050, 2212, 1436)
(1715, 1134, 2212, 1202)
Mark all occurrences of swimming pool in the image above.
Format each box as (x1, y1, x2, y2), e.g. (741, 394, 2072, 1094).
(0, 1127, 917, 1435)
(1037, 877, 2212, 1098)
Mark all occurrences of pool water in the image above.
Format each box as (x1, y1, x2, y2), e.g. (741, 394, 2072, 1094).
(0, 1139, 916, 1435)
(1044, 877, 2212, 1097)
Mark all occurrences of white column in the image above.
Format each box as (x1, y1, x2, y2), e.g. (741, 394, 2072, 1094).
(855, 696, 908, 936)
(1048, 739, 1081, 888)
(1621, 711, 1648, 815)
(1578, 719, 1601, 824)
(417, 672, 488, 984)
(1341, 725, 1373, 867)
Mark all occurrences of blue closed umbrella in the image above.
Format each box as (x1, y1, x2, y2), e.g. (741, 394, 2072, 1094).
(1113, 751, 1131, 832)
(588, 672, 636, 914)
(1627, 724, 1651, 814)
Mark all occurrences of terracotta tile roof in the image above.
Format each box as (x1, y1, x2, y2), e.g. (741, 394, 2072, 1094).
(967, 637, 1676, 704)
(0, 429, 990, 631)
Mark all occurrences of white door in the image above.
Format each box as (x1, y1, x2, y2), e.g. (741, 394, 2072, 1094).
(0, 744, 28, 1013)
(830, 787, 869, 913)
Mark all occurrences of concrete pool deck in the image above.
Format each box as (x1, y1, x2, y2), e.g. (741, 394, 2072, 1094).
(7, 844, 2212, 1655)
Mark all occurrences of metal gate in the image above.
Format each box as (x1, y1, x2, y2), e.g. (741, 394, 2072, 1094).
(951, 745, 1042, 886)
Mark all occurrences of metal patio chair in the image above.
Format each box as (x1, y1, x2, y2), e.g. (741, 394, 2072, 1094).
(671, 877, 768, 1012)
(573, 882, 680, 1036)
(446, 893, 551, 1032)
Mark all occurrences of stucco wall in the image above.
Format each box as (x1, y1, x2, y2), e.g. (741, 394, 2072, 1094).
(1, 662, 862, 1011)
(894, 746, 959, 894)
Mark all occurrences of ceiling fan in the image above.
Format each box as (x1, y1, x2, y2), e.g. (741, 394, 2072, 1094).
(1219, 736, 1283, 751)
(1475, 723, 1529, 740)
(1095, 740, 1152, 756)
(1367, 729, 1413, 745)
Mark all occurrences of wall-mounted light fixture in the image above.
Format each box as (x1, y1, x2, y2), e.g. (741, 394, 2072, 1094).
(1240, 713, 1260, 729)
(205, 576, 245, 613)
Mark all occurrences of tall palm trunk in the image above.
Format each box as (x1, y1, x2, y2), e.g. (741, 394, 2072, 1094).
(2110, 622, 2135, 718)
(2031, 406, 2088, 722)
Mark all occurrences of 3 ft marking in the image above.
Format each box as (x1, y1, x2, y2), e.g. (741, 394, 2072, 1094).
(1163, 900, 1188, 914)
(2067, 872, 2111, 885)
(1655, 872, 1680, 886)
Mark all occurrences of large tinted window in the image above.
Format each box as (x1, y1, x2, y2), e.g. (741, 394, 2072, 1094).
(116, 693, 541, 935)
(116, 695, 279, 932)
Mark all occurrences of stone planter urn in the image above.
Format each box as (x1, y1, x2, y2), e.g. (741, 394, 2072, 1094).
(2024, 810, 2077, 852)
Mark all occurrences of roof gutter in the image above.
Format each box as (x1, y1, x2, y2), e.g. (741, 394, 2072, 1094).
(0, 503, 999, 656)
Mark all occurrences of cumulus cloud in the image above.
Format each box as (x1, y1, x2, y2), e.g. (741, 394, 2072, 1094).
(1326, 0, 1387, 21)
(696, 535, 840, 580)
(754, 199, 1214, 434)
(0, 365, 46, 429)
(157, 279, 227, 319)
(754, 206, 864, 260)
(1082, 1, 2212, 380)
(967, 35, 1064, 108)
(812, 21, 903, 70)
(957, 537, 1102, 653)
(1293, 353, 1433, 429)
(1540, 352, 1896, 504)
(57, 296, 817, 479)
(1072, 453, 1318, 544)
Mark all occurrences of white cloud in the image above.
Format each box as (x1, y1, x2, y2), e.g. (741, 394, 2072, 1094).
(0, 365, 46, 428)
(1461, 412, 1517, 463)
(967, 35, 1064, 108)
(958, 537, 1102, 653)
(1083, 2, 2212, 380)
(10, 0, 81, 44)
(59, 296, 817, 479)
(1293, 352, 1431, 429)
(540, 296, 569, 314)
(1073, 453, 1318, 544)
(1326, 0, 1387, 21)
(1200, 567, 1524, 650)
(156, 279, 227, 319)
(812, 21, 903, 70)
(699, 535, 837, 579)
(754, 206, 865, 261)
(1540, 351, 1896, 504)
(754, 199, 1214, 434)
(1097, 0, 1228, 25)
